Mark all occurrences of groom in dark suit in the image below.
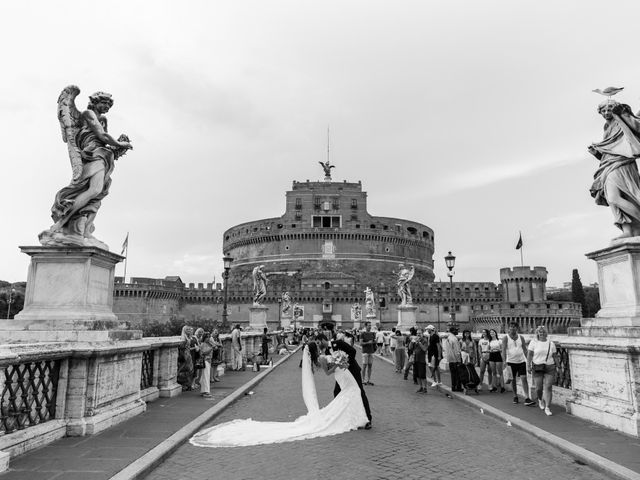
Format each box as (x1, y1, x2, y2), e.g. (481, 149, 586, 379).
(316, 333, 372, 429)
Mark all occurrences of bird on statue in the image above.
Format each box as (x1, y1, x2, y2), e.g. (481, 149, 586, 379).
(592, 86, 624, 97)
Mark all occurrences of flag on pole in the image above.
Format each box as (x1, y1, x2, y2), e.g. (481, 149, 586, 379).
(121, 232, 129, 255)
(515, 232, 523, 250)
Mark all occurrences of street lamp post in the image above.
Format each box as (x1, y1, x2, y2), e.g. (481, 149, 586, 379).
(221, 255, 233, 331)
(278, 296, 282, 330)
(444, 251, 456, 328)
(436, 285, 441, 332)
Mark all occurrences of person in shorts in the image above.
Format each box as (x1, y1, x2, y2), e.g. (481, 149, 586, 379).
(360, 321, 376, 385)
(502, 322, 535, 406)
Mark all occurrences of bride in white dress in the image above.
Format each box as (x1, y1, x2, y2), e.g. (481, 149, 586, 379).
(190, 342, 368, 448)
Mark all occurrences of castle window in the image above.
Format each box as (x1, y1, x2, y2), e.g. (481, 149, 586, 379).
(324, 282, 331, 289)
(285, 245, 290, 250)
(295, 198, 302, 210)
(356, 224, 361, 229)
(407, 226, 417, 234)
(351, 199, 357, 209)
(351, 214, 358, 221)
(370, 224, 376, 229)
(292, 224, 297, 228)
(312, 215, 341, 228)
(383, 225, 388, 230)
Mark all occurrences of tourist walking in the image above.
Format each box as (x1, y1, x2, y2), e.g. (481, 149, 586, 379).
(527, 325, 558, 416)
(478, 329, 492, 391)
(375, 328, 385, 355)
(460, 330, 477, 366)
(192, 328, 204, 389)
(177, 326, 195, 391)
(210, 329, 223, 382)
(488, 329, 505, 393)
(389, 327, 397, 358)
(199, 332, 214, 398)
(426, 325, 442, 386)
(403, 327, 418, 383)
(231, 324, 243, 371)
(502, 322, 535, 406)
(393, 329, 406, 373)
(414, 330, 429, 393)
(443, 327, 463, 392)
(360, 321, 376, 385)
(261, 327, 271, 364)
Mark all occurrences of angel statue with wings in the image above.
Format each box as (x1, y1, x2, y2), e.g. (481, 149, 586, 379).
(38, 85, 132, 249)
(319, 160, 335, 180)
(396, 264, 415, 306)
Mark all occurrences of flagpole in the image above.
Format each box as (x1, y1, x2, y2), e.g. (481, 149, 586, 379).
(121, 232, 129, 283)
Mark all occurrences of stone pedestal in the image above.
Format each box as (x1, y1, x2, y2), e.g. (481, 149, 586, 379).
(281, 314, 292, 329)
(397, 305, 417, 331)
(564, 239, 640, 436)
(249, 305, 268, 330)
(0, 246, 139, 343)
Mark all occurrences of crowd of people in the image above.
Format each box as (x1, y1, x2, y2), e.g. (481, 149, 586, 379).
(177, 326, 224, 398)
(177, 321, 560, 417)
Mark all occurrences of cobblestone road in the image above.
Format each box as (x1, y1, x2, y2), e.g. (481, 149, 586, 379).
(145, 352, 609, 480)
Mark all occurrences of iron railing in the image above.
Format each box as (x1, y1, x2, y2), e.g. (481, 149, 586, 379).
(555, 345, 571, 389)
(140, 350, 155, 390)
(1, 360, 61, 434)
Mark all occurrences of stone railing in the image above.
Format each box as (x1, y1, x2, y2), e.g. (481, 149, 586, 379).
(0, 337, 181, 465)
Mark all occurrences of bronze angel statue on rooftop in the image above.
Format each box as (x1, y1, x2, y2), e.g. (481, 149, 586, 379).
(39, 85, 132, 249)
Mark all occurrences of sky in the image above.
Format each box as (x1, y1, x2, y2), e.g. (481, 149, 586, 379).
(1, 0, 639, 288)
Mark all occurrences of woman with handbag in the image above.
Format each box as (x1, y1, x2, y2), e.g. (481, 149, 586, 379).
(527, 325, 558, 416)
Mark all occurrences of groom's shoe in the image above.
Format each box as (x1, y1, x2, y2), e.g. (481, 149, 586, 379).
(364, 421, 372, 430)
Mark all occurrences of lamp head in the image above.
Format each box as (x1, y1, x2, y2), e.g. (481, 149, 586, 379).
(444, 251, 456, 270)
(222, 254, 234, 270)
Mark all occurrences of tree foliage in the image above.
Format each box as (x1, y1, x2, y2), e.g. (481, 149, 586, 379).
(571, 269, 587, 316)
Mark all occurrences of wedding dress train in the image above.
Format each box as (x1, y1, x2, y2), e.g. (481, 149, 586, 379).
(189, 346, 368, 447)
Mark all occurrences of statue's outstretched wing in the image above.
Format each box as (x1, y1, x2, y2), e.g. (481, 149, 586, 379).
(57, 85, 83, 182)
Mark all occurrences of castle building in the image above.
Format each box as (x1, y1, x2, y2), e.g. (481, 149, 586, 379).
(112, 168, 581, 333)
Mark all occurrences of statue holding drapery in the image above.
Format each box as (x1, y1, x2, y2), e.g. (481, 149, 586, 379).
(39, 85, 132, 250)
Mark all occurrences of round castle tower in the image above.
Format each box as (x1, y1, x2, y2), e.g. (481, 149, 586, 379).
(500, 266, 548, 303)
(223, 175, 435, 293)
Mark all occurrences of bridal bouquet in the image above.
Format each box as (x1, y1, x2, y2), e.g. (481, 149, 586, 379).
(330, 350, 349, 369)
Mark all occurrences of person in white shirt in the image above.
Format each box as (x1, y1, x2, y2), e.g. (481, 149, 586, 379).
(231, 324, 243, 371)
(527, 325, 558, 416)
(501, 323, 535, 406)
(375, 329, 385, 355)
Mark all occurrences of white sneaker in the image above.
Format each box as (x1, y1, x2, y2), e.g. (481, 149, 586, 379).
(539, 400, 546, 410)
(544, 407, 553, 416)
(431, 382, 438, 387)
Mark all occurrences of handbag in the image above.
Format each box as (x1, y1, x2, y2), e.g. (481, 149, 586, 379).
(533, 342, 551, 373)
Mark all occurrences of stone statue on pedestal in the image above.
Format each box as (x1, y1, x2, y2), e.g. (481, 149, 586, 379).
(588, 88, 640, 239)
(252, 265, 268, 306)
(39, 86, 132, 250)
(396, 264, 415, 306)
(364, 287, 376, 317)
(281, 291, 292, 315)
